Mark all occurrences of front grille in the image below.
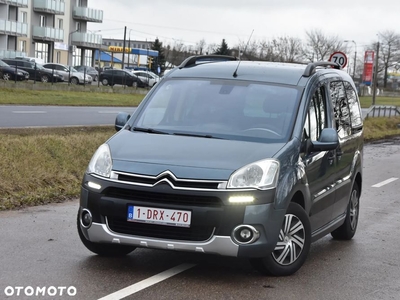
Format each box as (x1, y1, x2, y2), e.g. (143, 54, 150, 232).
(107, 216, 214, 241)
(104, 187, 222, 207)
(117, 173, 221, 190)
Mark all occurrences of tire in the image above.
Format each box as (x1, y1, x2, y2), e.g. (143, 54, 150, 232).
(41, 75, 49, 83)
(331, 182, 360, 240)
(101, 78, 109, 86)
(70, 77, 79, 85)
(77, 210, 136, 257)
(3, 73, 11, 81)
(249, 202, 311, 276)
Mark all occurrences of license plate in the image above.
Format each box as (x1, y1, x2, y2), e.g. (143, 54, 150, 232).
(127, 206, 191, 227)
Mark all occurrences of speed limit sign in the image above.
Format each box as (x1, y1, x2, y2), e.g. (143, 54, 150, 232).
(329, 51, 348, 69)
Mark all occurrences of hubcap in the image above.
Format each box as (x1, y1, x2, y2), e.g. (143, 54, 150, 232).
(272, 214, 305, 266)
(350, 189, 359, 230)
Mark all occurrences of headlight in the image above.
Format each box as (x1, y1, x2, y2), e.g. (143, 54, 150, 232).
(17, 72, 23, 75)
(227, 159, 280, 190)
(87, 144, 112, 178)
(86, 75, 92, 80)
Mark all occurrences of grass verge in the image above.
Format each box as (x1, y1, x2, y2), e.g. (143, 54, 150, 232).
(1, 118, 400, 211)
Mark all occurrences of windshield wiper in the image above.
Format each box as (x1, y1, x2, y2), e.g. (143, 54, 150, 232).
(133, 127, 169, 135)
(173, 132, 222, 139)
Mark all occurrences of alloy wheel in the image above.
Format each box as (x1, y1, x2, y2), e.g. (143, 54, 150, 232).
(349, 189, 359, 230)
(271, 213, 305, 266)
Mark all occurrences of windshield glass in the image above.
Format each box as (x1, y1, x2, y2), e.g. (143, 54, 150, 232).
(0, 60, 10, 67)
(35, 64, 45, 70)
(133, 79, 300, 143)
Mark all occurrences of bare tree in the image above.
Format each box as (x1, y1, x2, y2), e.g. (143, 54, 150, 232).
(195, 39, 206, 55)
(377, 30, 400, 88)
(302, 29, 344, 62)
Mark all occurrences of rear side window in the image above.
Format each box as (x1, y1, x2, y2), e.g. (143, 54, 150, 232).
(343, 81, 363, 128)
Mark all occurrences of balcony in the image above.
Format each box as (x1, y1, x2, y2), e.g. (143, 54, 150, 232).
(0, 49, 26, 58)
(33, 0, 65, 15)
(32, 26, 64, 42)
(71, 32, 102, 48)
(0, 0, 28, 7)
(73, 7, 103, 23)
(0, 20, 28, 36)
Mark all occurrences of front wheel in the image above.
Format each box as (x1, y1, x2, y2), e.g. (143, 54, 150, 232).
(3, 73, 11, 80)
(77, 210, 136, 257)
(70, 77, 79, 85)
(250, 202, 311, 276)
(41, 75, 49, 83)
(331, 182, 360, 240)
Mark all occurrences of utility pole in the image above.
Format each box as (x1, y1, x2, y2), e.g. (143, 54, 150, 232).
(122, 26, 127, 69)
(372, 41, 380, 106)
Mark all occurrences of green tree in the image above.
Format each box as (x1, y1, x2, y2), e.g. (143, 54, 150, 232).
(151, 38, 166, 74)
(214, 39, 230, 55)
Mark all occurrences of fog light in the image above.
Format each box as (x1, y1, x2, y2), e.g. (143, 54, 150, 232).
(81, 209, 92, 228)
(240, 228, 252, 240)
(232, 225, 260, 245)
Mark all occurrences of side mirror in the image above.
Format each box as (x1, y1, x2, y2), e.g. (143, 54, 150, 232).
(115, 112, 131, 131)
(311, 128, 339, 151)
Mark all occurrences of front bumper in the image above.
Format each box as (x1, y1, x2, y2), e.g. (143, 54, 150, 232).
(79, 173, 286, 258)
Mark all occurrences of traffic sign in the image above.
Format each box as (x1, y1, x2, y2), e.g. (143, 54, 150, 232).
(329, 51, 348, 69)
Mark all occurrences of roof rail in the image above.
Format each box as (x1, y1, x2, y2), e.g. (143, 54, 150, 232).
(179, 55, 237, 69)
(303, 61, 341, 77)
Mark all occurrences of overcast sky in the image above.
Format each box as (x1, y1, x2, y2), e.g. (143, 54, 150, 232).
(88, 0, 399, 52)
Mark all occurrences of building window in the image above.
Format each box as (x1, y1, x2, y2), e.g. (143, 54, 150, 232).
(20, 12, 27, 23)
(40, 15, 46, 27)
(56, 51, 61, 63)
(84, 50, 92, 66)
(19, 40, 26, 52)
(35, 42, 49, 63)
(58, 19, 63, 30)
(73, 48, 82, 66)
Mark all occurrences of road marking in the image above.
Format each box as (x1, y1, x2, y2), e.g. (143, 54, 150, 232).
(372, 177, 399, 188)
(97, 263, 196, 300)
(12, 111, 46, 114)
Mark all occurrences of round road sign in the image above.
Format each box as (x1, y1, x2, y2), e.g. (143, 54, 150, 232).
(329, 51, 348, 69)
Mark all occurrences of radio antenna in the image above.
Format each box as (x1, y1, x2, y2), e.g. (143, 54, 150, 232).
(233, 29, 254, 78)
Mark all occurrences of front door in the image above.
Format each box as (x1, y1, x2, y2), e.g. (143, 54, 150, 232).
(302, 86, 336, 232)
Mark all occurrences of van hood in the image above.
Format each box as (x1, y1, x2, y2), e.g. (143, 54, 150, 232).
(108, 130, 285, 180)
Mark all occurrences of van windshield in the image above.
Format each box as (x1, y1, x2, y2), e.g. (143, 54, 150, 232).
(133, 79, 301, 143)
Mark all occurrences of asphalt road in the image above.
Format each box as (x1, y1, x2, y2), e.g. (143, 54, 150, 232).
(0, 140, 399, 300)
(0, 105, 136, 128)
(0, 106, 370, 128)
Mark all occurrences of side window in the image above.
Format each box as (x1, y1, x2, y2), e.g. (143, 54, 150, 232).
(343, 81, 363, 128)
(330, 81, 351, 138)
(304, 87, 326, 142)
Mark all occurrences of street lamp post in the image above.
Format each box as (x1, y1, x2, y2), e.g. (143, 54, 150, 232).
(128, 29, 133, 68)
(68, 29, 79, 66)
(344, 40, 357, 79)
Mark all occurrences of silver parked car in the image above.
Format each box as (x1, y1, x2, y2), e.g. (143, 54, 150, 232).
(43, 63, 92, 85)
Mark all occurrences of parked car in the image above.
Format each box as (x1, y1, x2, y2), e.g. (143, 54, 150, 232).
(78, 55, 363, 277)
(2, 58, 64, 83)
(43, 63, 92, 85)
(74, 65, 99, 81)
(0, 59, 29, 81)
(131, 70, 159, 87)
(99, 69, 145, 87)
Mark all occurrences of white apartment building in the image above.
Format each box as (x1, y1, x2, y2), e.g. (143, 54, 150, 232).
(0, 0, 103, 66)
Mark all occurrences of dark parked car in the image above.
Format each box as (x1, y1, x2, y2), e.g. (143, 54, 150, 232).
(99, 69, 145, 87)
(74, 65, 99, 81)
(2, 58, 63, 83)
(78, 55, 363, 276)
(0, 59, 29, 81)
